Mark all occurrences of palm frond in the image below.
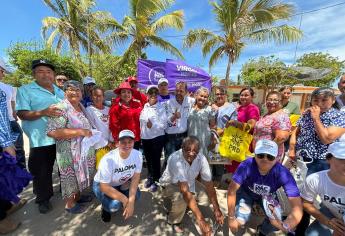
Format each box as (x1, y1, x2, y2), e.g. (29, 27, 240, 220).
(208, 46, 225, 69)
(183, 29, 216, 48)
(247, 25, 303, 44)
(148, 35, 184, 59)
(151, 10, 184, 33)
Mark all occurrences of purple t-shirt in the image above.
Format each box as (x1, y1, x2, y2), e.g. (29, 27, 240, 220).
(232, 158, 300, 200)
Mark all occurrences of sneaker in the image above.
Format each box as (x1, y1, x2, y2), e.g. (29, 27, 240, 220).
(101, 209, 111, 222)
(150, 183, 158, 192)
(144, 177, 153, 188)
(0, 218, 20, 234)
(38, 201, 52, 214)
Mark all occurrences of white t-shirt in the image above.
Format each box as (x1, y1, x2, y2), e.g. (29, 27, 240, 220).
(159, 149, 212, 193)
(140, 102, 167, 139)
(86, 105, 113, 142)
(0, 82, 15, 121)
(94, 148, 143, 187)
(165, 96, 195, 134)
(301, 170, 345, 219)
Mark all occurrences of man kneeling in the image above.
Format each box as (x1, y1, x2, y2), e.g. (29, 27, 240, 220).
(93, 130, 142, 222)
(227, 139, 302, 235)
(159, 136, 224, 235)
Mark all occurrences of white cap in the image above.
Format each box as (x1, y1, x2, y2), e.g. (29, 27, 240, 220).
(327, 142, 345, 159)
(158, 78, 168, 85)
(119, 129, 135, 139)
(254, 139, 278, 157)
(0, 59, 10, 73)
(146, 85, 159, 93)
(83, 76, 96, 85)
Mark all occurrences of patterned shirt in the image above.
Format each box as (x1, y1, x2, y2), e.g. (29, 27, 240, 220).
(0, 89, 13, 148)
(296, 108, 345, 160)
(253, 110, 291, 160)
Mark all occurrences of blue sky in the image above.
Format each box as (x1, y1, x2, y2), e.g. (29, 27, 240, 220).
(1, 0, 345, 81)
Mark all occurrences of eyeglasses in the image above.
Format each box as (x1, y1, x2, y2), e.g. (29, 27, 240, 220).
(57, 79, 68, 82)
(256, 154, 276, 161)
(66, 88, 81, 93)
(266, 99, 280, 103)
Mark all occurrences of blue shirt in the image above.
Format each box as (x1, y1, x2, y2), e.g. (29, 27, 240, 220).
(296, 108, 345, 160)
(232, 158, 300, 201)
(16, 82, 64, 148)
(0, 89, 14, 148)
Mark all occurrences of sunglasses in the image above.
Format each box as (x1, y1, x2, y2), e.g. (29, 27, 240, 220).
(256, 154, 276, 161)
(57, 78, 68, 82)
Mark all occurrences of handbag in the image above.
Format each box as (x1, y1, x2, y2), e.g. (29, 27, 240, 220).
(95, 146, 112, 169)
(218, 125, 253, 162)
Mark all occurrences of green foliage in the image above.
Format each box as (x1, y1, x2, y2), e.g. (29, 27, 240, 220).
(92, 53, 137, 90)
(295, 52, 345, 87)
(241, 55, 298, 90)
(3, 41, 82, 87)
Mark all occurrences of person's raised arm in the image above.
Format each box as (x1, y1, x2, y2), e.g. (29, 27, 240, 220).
(178, 181, 211, 235)
(308, 106, 345, 144)
(17, 105, 62, 121)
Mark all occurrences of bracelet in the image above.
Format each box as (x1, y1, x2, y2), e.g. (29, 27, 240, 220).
(228, 215, 236, 220)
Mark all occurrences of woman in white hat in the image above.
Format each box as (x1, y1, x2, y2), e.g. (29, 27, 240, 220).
(93, 129, 143, 222)
(301, 141, 345, 236)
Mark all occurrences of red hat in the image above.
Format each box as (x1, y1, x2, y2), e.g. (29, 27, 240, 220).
(114, 81, 133, 95)
(127, 76, 138, 83)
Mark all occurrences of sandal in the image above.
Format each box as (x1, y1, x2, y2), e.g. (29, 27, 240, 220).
(172, 224, 184, 234)
(65, 203, 86, 214)
(6, 198, 28, 215)
(77, 194, 93, 204)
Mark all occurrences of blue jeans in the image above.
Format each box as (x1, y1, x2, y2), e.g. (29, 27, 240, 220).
(305, 205, 335, 236)
(235, 187, 279, 235)
(306, 159, 329, 176)
(93, 182, 140, 213)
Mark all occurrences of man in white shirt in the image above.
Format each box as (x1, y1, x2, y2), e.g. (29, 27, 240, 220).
(301, 141, 345, 236)
(0, 59, 25, 168)
(164, 82, 194, 160)
(160, 136, 224, 235)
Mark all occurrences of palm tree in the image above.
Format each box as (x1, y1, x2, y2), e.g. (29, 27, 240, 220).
(184, 0, 303, 83)
(42, 0, 120, 59)
(111, 0, 185, 63)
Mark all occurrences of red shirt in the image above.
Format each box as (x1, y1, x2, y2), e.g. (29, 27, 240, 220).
(109, 100, 142, 142)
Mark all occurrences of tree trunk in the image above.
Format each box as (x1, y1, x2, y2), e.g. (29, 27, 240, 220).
(225, 55, 232, 87)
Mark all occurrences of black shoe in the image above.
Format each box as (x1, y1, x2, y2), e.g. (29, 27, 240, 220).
(101, 209, 111, 222)
(38, 201, 52, 214)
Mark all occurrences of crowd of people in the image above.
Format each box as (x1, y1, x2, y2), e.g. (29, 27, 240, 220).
(0, 58, 345, 236)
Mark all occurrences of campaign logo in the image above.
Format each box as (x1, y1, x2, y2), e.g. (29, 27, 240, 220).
(148, 66, 166, 84)
(252, 184, 271, 195)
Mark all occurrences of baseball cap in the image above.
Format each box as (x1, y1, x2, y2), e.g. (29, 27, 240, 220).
(146, 85, 159, 93)
(254, 139, 278, 157)
(327, 142, 345, 159)
(0, 59, 10, 73)
(83, 76, 96, 85)
(119, 129, 135, 140)
(158, 78, 168, 85)
(32, 59, 55, 71)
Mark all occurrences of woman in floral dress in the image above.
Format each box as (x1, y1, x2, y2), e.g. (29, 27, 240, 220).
(47, 80, 95, 214)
